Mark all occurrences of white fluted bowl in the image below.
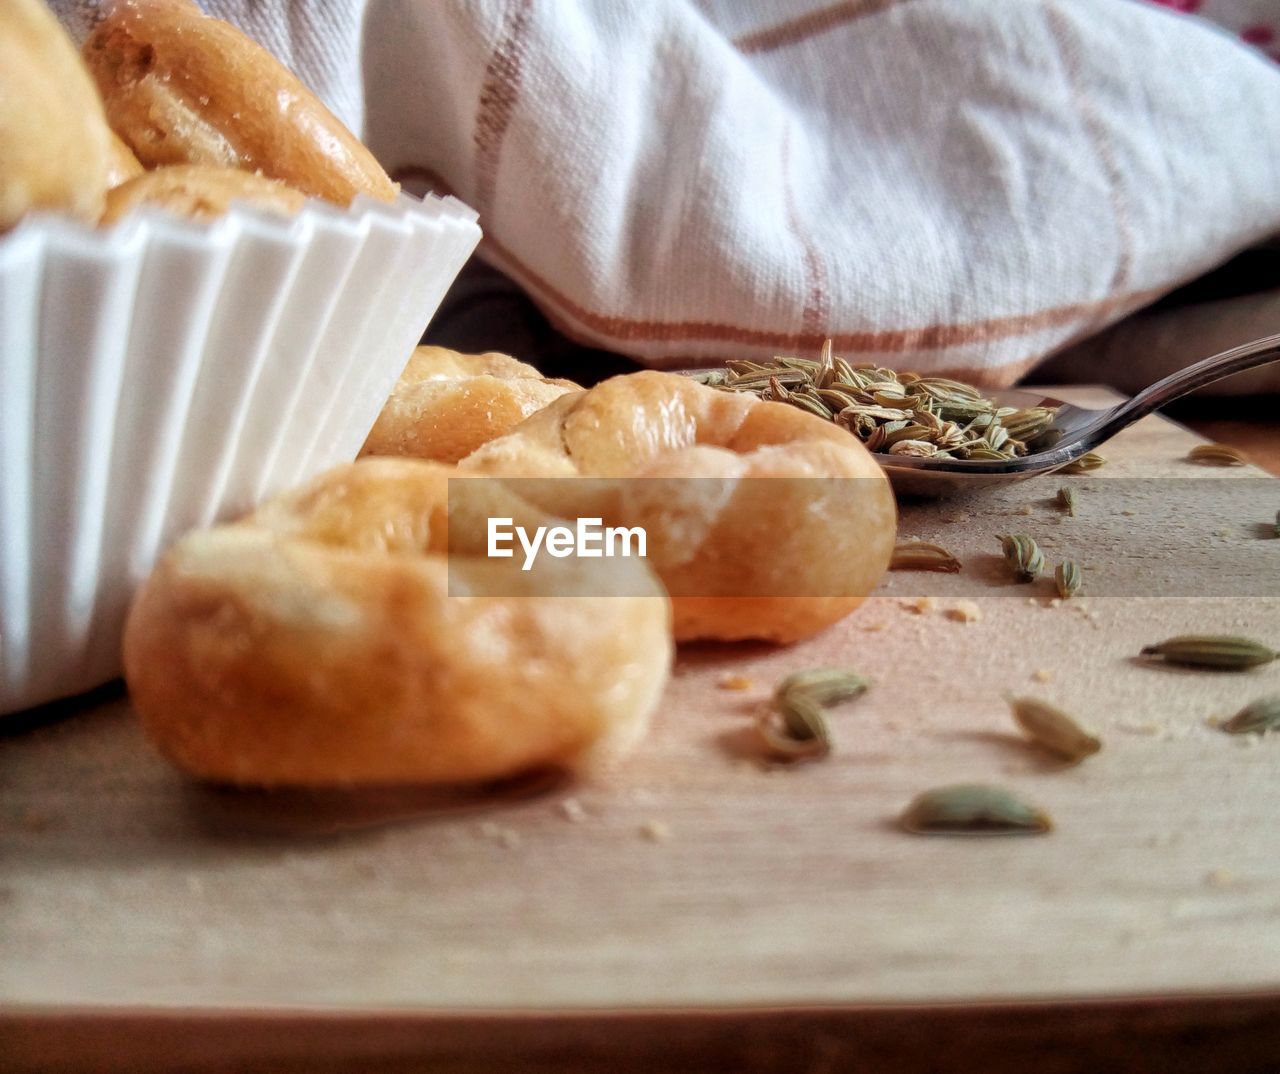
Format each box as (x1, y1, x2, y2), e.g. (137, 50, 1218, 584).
(0, 191, 480, 714)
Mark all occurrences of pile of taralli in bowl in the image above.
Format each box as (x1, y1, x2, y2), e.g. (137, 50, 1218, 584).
(0, 0, 479, 713)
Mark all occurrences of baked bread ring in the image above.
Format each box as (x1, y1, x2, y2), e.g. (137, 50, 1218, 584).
(101, 164, 307, 226)
(83, 0, 398, 207)
(460, 371, 898, 643)
(362, 346, 581, 465)
(0, 0, 112, 230)
(123, 458, 672, 787)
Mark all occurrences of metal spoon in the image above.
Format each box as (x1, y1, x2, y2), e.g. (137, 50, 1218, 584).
(684, 333, 1280, 497)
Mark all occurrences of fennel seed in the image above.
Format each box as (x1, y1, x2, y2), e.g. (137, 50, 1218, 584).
(1059, 452, 1107, 474)
(1219, 696, 1280, 735)
(998, 534, 1045, 583)
(1008, 696, 1101, 763)
(1055, 560, 1082, 599)
(1187, 443, 1248, 467)
(775, 668, 870, 708)
(1140, 635, 1277, 670)
(900, 784, 1052, 836)
(890, 541, 962, 573)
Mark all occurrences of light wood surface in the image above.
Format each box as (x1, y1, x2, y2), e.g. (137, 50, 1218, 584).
(2, 388, 1279, 1071)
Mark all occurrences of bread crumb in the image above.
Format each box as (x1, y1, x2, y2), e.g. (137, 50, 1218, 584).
(861, 623, 886, 633)
(478, 820, 521, 848)
(1031, 668, 1054, 683)
(945, 600, 982, 623)
(941, 512, 970, 524)
(901, 597, 935, 615)
(640, 820, 671, 843)
(558, 797, 587, 823)
(1015, 505, 1033, 515)
(717, 673, 755, 691)
(1122, 509, 1136, 517)
(1117, 720, 1160, 736)
(1205, 867, 1235, 888)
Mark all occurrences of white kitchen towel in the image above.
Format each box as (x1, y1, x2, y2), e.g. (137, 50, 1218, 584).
(58, 0, 1280, 386)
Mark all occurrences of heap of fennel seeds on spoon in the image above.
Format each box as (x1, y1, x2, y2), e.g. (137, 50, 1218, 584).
(692, 340, 1060, 460)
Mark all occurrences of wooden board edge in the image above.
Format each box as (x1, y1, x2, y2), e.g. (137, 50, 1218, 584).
(3, 992, 1280, 1073)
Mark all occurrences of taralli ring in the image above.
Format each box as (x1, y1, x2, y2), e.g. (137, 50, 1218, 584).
(362, 346, 581, 465)
(0, 0, 114, 229)
(83, 0, 398, 206)
(100, 164, 307, 225)
(123, 458, 673, 787)
(460, 370, 898, 643)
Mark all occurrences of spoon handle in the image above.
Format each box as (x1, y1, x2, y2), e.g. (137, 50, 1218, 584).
(1086, 332, 1280, 442)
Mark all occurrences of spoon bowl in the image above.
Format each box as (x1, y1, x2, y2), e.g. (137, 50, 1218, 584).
(681, 333, 1280, 497)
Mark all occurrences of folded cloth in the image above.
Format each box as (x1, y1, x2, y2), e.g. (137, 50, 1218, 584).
(58, 0, 1280, 386)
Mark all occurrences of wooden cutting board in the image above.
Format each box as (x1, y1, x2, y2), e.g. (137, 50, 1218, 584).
(2, 388, 1279, 1073)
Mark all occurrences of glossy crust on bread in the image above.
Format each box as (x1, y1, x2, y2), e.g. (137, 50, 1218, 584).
(124, 459, 672, 787)
(83, 0, 397, 206)
(362, 346, 581, 465)
(0, 0, 112, 229)
(101, 164, 307, 225)
(460, 371, 898, 643)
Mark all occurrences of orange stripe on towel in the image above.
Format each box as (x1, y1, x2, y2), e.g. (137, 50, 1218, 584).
(781, 126, 831, 340)
(479, 229, 1166, 354)
(734, 0, 911, 54)
(473, 0, 535, 218)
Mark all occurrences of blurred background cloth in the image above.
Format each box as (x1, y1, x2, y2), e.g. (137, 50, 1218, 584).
(60, 0, 1280, 389)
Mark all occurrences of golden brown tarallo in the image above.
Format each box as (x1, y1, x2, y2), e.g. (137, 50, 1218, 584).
(0, 0, 113, 229)
(460, 370, 898, 643)
(83, 0, 398, 206)
(124, 459, 673, 787)
(363, 347, 581, 465)
(100, 164, 307, 225)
